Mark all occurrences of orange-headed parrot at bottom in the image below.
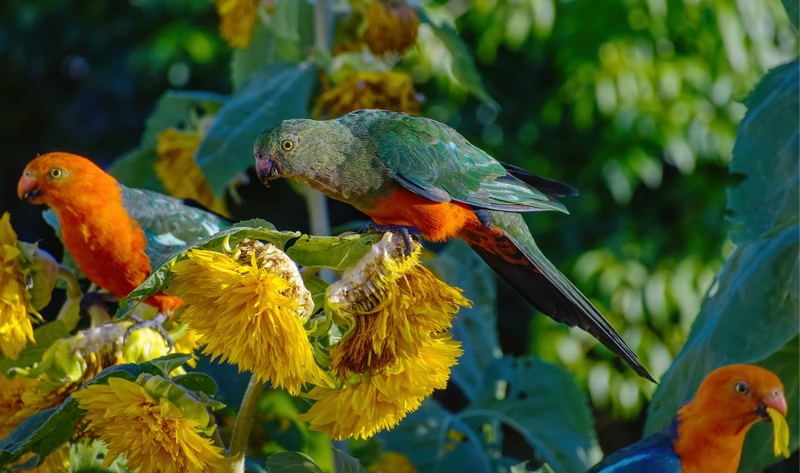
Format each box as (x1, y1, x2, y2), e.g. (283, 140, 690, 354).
(17, 152, 230, 315)
(588, 364, 790, 472)
(254, 109, 654, 381)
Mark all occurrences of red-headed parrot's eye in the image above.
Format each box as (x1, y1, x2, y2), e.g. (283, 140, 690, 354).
(733, 381, 749, 396)
(48, 167, 64, 180)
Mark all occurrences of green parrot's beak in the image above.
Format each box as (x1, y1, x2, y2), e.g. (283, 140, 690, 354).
(255, 152, 279, 187)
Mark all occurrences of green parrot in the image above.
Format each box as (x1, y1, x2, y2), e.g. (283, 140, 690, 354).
(254, 109, 653, 382)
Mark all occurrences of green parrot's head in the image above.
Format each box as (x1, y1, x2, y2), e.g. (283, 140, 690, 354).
(254, 118, 356, 187)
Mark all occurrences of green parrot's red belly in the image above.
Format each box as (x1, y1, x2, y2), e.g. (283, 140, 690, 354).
(363, 187, 478, 242)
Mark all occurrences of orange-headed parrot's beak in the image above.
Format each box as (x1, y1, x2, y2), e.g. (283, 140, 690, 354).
(17, 170, 42, 202)
(764, 389, 788, 416)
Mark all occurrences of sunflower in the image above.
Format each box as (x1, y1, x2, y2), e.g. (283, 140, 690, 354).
(0, 212, 38, 360)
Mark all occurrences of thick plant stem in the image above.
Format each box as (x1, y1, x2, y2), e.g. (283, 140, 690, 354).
(310, 0, 334, 282)
(229, 375, 266, 472)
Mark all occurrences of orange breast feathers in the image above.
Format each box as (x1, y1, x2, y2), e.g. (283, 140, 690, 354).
(365, 187, 479, 242)
(673, 364, 787, 473)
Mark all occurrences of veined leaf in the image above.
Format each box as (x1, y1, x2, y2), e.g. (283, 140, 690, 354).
(196, 61, 317, 197)
(379, 356, 600, 473)
(286, 233, 379, 271)
(264, 451, 324, 473)
(645, 59, 800, 471)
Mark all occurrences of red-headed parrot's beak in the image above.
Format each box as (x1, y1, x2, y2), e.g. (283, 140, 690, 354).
(17, 170, 42, 202)
(254, 152, 279, 187)
(763, 388, 788, 416)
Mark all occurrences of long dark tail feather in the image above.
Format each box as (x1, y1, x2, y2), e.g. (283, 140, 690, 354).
(500, 162, 579, 197)
(463, 211, 655, 382)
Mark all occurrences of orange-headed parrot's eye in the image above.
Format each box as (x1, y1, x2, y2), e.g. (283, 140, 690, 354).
(734, 381, 749, 395)
(49, 167, 63, 180)
(282, 139, 294, 151)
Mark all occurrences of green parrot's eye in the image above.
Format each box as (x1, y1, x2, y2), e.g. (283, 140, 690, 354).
(48, 167, 63, 180)
(734, 381, 749, 395)
(281, 139, 294, 151)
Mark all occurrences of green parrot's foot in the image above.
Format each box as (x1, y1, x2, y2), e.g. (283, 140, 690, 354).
(361, 222, 421, 254)
(79, 292, 118, 317)
(125, 313, 174, 350)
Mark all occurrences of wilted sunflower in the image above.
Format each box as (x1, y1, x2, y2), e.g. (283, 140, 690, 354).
(363, 0, 419, 56)
(298, 336, 462, 440)
(73, 375, 229, 473)
(155, 127, 230, 217)
(366, 451, 418, 473)
(166, 240, 332, 394)
(314, 71, 422, 119)
(326, 232, 470, 375)
(215, 0, 258, 49)
(0, 212, 39, 360)
(298, 232, 468, 439)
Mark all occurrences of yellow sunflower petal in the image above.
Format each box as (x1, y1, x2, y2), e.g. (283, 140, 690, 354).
(766, 406, 791, 458)
(0, 212, 36, 360)
(166, 243, 331, 394)
(73, 377, 229, 473)
(298, 336, 462, 440)
(314, 71, 422, 120)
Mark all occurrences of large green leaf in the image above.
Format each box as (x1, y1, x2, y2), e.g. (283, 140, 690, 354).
(420, 11, 497, 108)
(285, 233, 379, 271)
(379, 356, 600, 473)
(196, 61, 317, 196)
(428, 240, 501, 401)
(264, 452, 324, 473)
(782, 0, 799, 30)
(107, 147, 165, 192)
(645, 59, 800, 471)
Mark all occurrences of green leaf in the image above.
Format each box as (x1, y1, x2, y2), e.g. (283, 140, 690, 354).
(0, 321, 70, 375)
(0, 401, 82, 469)
(782, 0, 799, 30)
(421, 12, 497, 108)
(108, 90, 228, 191)
(286, 233, 380, 270)
(107, 147, 165, 192)
(148, 353, 194, 378)
(428, 240, 502, 401)
(141, 90, 228, 148)
(172, 372, 219, 397)
(464, 356, 601, 473)
(303, 274, 329, 316)
(264, 452, 324, 473)
(380, 357, 600, 473)
(333, 448, 369, 473)
(645, 59, 800, 471)
(196, 61, 317, 196)
(726, 59, 799, 244)
(377, 398, 494, 473)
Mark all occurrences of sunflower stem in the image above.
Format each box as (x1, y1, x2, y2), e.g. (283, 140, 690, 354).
(228, 374, 266, 472)
(55, 265, 83, 332)
(309, 0, 334, 282)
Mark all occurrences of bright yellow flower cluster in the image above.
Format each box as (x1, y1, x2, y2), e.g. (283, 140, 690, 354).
(155, 127, 230, 217)
(215, 0, 258, 49)
(364, 0, 419, 56)
(0, 212, 37, 360)
(298, 232, 469, 440)
(315, 71, 422, 120)
(73, 376, 229, 473)
(166, 241, 331, 394)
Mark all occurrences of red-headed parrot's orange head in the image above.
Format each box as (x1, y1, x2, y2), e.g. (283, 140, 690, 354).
(694, 364, 787, 427)
(18, 152, 108, 206)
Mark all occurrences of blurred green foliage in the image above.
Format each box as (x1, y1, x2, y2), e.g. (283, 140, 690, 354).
(0, 0, 797, 471)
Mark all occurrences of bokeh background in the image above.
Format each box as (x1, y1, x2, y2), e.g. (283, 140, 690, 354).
(0, 0, 797, 471)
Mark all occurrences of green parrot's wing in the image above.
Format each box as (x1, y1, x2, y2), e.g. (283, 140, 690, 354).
(351, 111, 570, 213)
(120, 186, 231, 266)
